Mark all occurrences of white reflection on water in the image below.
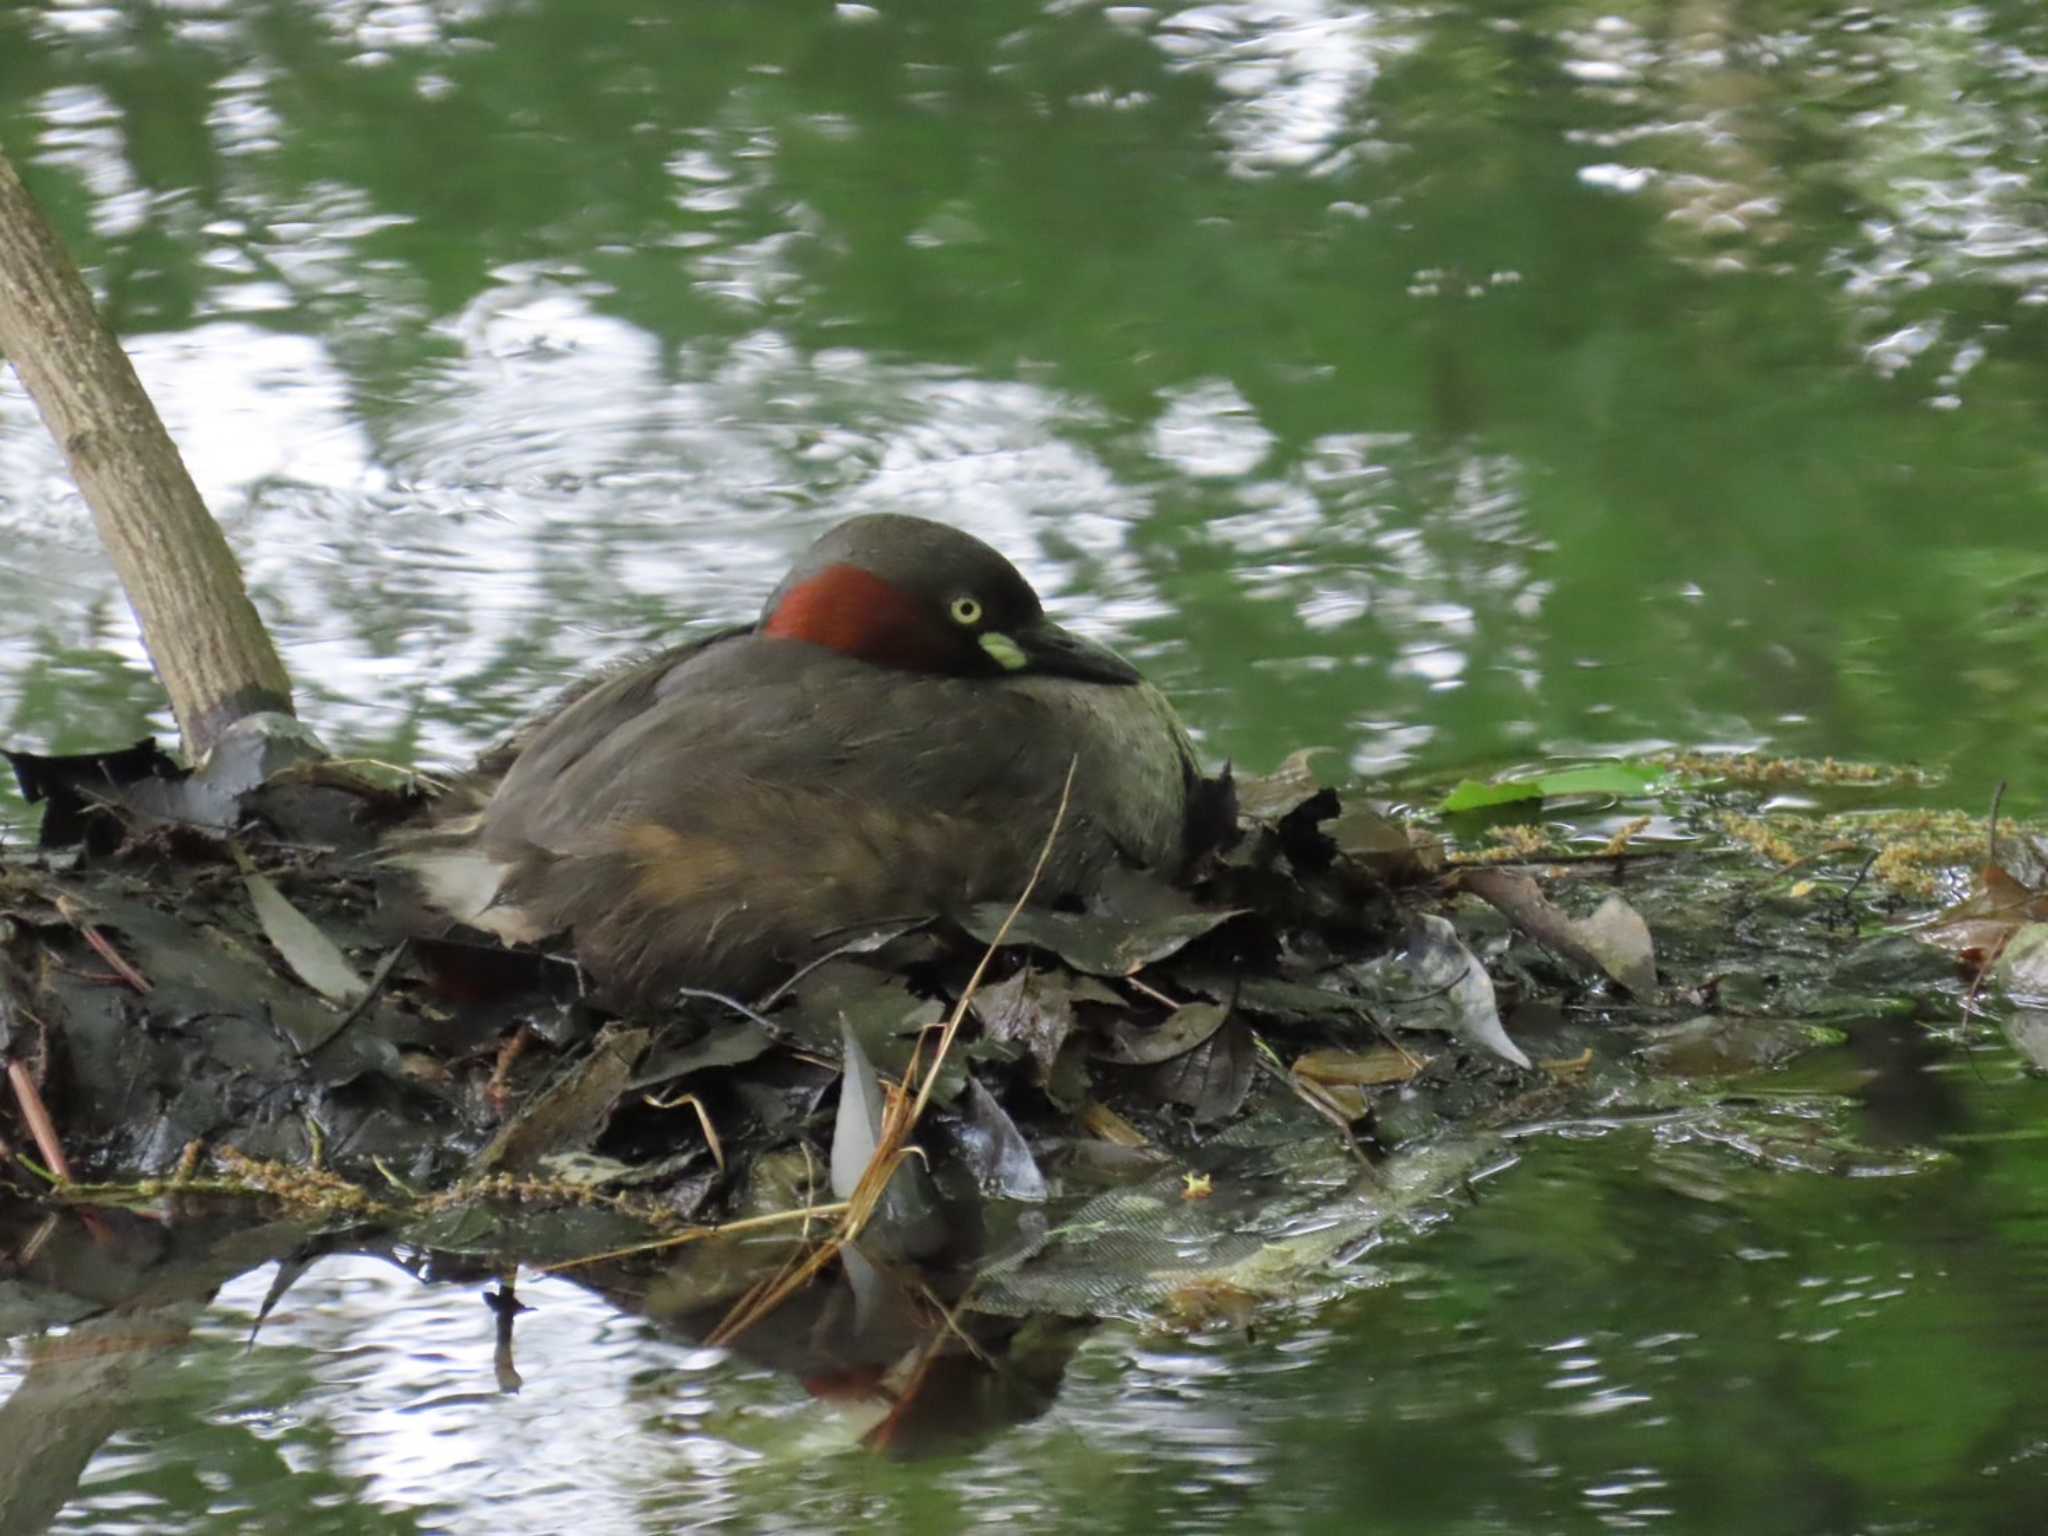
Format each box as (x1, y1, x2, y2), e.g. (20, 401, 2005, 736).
(190, 1258, 769, 1536)
(30, 85, 143, 238)
(1150, 378, 1274, 479)
(1150, 0, 1420, 177)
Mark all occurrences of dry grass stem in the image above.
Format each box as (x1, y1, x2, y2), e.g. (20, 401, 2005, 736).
(531, 1200, 852, 1275)
(644, 1090, 725, 1173)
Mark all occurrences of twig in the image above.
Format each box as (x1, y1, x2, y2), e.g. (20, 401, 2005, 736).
(1122, 974, 1184, 1011)
(53, 896, 151, 993)
(1834, 850, 1882, 924)
(7, 1059, 72, 1183)
(672, 986, 794, 1036)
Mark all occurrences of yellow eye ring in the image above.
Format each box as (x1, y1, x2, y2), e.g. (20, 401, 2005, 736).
(949, 596, 983, 626)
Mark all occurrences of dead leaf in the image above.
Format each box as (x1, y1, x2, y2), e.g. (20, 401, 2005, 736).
(1095, 1001, 1232, 1065)
(1234, 748, 1330, 819)
(1136, 1015, 1256, 1121)
(1079, 1099, 1147, 1146)
(962, 870, 1240, 977)
(1920, 866, 2048, 966)
(1329, 804, 1442, 881)
(1399, 914, 1529, 1069)
(1993, 924, 2048, 1002)
(1461, 867, 1658, 997)
(242, 870, 366, 1005)
(474, 1024, 650, 1174)
(974, 966, 1083, 1082)
(1576, 894, 1658, 998)
(1293, 1045, 1422, 1087)
(949, 1076, 1049, 1200)
(831, 1019, 887, 1202)
(832, 1022, 946, 1260)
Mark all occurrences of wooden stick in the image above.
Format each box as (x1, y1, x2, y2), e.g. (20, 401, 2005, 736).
(6, 1060, 71, 1184)
(0, 147, 294, 761)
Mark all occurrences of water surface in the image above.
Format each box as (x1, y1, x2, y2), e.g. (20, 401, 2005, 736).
(4, 0, 2047, 1528)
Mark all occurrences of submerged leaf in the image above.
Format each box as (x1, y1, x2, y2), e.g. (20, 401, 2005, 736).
(1637, 1016, 1844, 1077)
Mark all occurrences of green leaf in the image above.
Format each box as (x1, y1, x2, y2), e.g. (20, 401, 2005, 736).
(1437, 762, 1663, 814)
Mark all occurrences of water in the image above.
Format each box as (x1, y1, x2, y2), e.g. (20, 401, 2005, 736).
(4, 0, 2048, 1527)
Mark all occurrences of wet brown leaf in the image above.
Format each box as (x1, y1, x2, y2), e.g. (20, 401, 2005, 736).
(974, 966, 1083, 1082)
(1329, 804, 1442, 882)
(1919, 865, 2048, 967)
(963, 869, 1241, 977)
(474, 1024, 650, 1175)
(1095, 1001, 1232, 1065)
(1461, 867, 1658, 997)
(1136, 1015, 1256, 1122)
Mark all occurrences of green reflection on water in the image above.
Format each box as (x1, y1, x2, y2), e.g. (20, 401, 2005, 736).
(4, 0, 2048, 1526)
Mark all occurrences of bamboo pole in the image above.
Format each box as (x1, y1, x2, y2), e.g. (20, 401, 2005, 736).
(0, 144, 294, 762)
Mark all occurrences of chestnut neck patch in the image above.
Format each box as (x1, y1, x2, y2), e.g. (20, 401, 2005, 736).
(760, 563, 976, 674)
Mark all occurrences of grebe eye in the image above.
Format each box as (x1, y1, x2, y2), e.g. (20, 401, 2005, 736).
(949, 595, 983, 626)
